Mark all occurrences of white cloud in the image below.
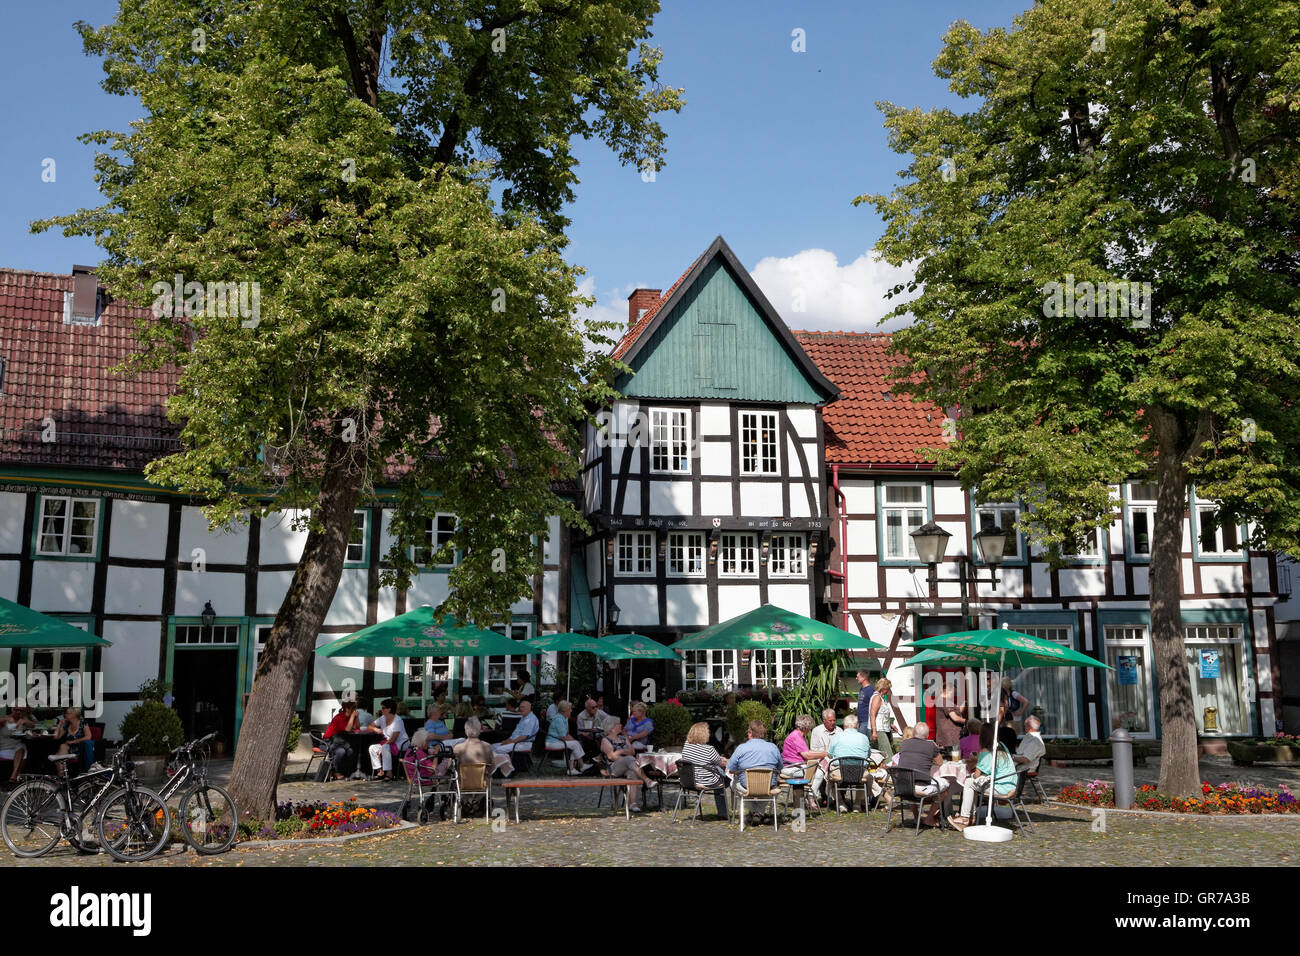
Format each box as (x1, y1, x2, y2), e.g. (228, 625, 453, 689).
(749, 248, 919, 332)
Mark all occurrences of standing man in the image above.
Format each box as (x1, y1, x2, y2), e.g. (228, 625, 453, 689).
(856, 670, 875, 727)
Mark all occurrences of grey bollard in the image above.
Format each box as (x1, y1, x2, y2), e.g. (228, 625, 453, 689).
(1110, 728, 1134, 809)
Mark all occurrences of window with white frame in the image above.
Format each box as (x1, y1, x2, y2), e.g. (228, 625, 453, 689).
(485, 623, 532, 697)
(174, 623, 240, 646)
(666, 532, 705, 576)
(25, 644, 87, 709)
(615, 531, 654, 576)
(751, 648, 805, 688)
(719, 532, 757, 576)
(1002, 625, 1078, 736)
(1193, 494, 1244, 557)
(975, 501, 1020, 560)
(1064, 526, 1107, 560)
(413, 513, 458, 566)
(1104, 625, 1153, 734)
(740, 412, 779, 475)
(681, 649, 737, 690)
(882, 484, 927, 560)
(768, 533, 806, 576)
(36, 497, 100, 556)
(1184, 624, 1248, 735)
(346, 510, 368, 563)
(405, 656, 452, 709)
(650, 409, 691, 473)
(1126, 482, 1157, 557)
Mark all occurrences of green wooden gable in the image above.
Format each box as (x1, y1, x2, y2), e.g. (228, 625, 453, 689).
(616, 238, 838, 404)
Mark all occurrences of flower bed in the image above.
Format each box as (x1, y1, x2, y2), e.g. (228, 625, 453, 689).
(1057, 779, 1299, 814)
(237, 799, 402, 841)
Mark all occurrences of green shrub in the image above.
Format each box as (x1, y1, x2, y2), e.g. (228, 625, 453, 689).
(286, 713, 302, 753)
(725, 700, 773, 746)
(648, 701, 693, 747)
(273, 816, 305, 838)
(119, 700, 185, 756)
(136, 678, 172, 703)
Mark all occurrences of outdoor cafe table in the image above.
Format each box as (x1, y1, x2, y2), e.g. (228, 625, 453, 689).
(636, 750, 681, 776)
(342, 731, 385, 775)
(933, 760, 969, 786)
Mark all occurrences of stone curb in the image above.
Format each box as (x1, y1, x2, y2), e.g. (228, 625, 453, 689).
(231, 820, 418, 848)
(1044, 799, 1300, 821)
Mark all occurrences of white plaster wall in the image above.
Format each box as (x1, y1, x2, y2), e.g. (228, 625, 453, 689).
(1059, 568, 1106, 597)
(406, 572, 453, 611)
(790, 488, 812, 518)
(787, 407, 817, 440)
(0, 562, 18, 601)
(767, 583, 810, 616)
(884, 567, 929, 602)
(30, 563, 94, 612)
(104, 566, 164, 615)
(542, 569, 559, 625)
(260, 509, 309, 564)
(700, 481, 732, 517)
(739, 482, 782, 516)
(107, 500, 169, 560)
(612, 583, 658, 627)
(323, 569, 369, 627)
(0, 492, 26, 551)
(1132, 565, 1150, 594)
(1200, 564, 1245, 594)
(179, 508, 249, 565)
(847, 561, 877, 599)
(649, 481, 693, 516)
(932, 482, 965, 516)
(665, 584, 709, 628)
(936, 519, 967, 558)
(176, 570, 244, 617)
(700, 440, 730, 477)
(846, 517, 876, 557)
(1031, 562, 1052, 596)
(1182, 558, 1195, 594)
(100, 620, 161, 695)
(698, 403, 730, 436)
(840, 479, 875, 515)
(621, 480, 642, 516)
(717, 584, 761, 620)
(543, 515, 560, 565)
(975, 567, 1024, 599)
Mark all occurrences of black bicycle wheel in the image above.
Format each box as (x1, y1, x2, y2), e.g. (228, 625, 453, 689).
(96, 787, 170, 862)
(1, 780, 63, 858)
(177, 784, 236, 854)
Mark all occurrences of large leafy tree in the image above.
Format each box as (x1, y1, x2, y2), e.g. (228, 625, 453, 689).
(38, 0, 681, 817)
(862, 0, 1300, 794)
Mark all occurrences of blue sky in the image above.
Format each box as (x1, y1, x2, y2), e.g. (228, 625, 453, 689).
(0, 0, 1032, 333)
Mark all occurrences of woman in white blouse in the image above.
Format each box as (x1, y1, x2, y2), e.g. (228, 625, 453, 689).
(367, 698, 409, 781)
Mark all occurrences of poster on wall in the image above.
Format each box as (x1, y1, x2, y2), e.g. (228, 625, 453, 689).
(1198, 649, 1220, 680)
(1117, 655, 1139, 686)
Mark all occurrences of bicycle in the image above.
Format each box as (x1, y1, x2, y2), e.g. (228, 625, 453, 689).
(0, 734, 171, 862)
(156, 733, 237, 854)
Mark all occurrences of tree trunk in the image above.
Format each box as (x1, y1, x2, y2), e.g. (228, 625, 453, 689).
(227, 434, 365, 821)
(1149, 408, 1201, 796)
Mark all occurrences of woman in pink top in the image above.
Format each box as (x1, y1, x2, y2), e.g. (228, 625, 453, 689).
(780, 714, 827, 781)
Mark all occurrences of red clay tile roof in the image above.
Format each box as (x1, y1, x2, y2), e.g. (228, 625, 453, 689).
(0, 269, 180, 470)
(794, 330, 945, 466)
(610, 253, 704, 362)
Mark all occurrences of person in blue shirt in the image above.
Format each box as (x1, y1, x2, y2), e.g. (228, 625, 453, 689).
(726, 720, 782, 791)
(856, 669, 874, 728)
(491, 700, 538, 778)
(423, 703, 463, 748)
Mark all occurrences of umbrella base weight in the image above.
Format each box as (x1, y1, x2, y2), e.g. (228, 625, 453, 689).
(962, 824, 1013, 843)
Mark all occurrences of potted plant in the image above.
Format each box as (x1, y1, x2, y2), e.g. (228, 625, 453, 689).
(118, 681, 185, 784)
(648, 699, 693, 750)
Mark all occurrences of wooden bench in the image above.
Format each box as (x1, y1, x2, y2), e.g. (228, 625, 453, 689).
(500, 778, 643, 822)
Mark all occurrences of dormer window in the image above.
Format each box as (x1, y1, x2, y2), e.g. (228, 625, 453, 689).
(64, 266, 103, 326)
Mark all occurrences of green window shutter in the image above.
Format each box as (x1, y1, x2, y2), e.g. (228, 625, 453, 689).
(695, 324, 712, 384)
(713, 324, 736, 389)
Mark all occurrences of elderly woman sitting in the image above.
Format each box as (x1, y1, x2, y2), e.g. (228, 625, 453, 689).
(599, 720, 655, 812)
(780, 713, 827, 782)
(546, 700, 593, 775)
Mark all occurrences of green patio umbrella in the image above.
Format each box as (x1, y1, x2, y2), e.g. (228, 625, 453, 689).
(0, 598, 110, 648)
(908, 627, 1111, 843)
(596, 633, 680, 714)
(316, 607, 524, 658)
(524, 632, 624, 699)
(671, 604, 887, 652)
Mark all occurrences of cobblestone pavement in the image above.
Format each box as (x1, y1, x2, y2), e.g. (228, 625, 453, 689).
(6, 775, 1298, 868)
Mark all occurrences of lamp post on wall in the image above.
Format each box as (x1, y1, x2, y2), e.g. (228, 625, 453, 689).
(201, 601, 216, 639)
(909, 522, 1007, 630)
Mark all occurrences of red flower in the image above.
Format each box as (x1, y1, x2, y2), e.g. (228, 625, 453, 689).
(1202, 783, 1212, 794)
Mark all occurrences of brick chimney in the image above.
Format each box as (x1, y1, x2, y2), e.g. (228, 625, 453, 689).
(627, 288, 661, 327)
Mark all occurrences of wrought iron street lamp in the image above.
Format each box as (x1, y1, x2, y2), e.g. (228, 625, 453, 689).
(910, 521, 1007, 628)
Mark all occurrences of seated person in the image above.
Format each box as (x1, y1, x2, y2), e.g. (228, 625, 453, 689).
(453, 717, 495, 767)
(726, 720, 782, 795)
(545, 700, 592, 774)
(1013, 715, 1046, 773)
(424, 704, 463, 748)
(780, 714, 828, 781)
(575, 697, 609, 758)
(490, 700, 538, 778)
(949, 724, 1018, 830)
(599, 720, 655, 810)
(366, 698, 409, 781)
(997, 722, 1019, 756)
(624, 702, 654, 752)
(0, 707, 35, 782)
(319, 699, 360, 780)
(355, 703, 376, 730)
(890, 721, 955, 826)
(53, 707, 95, 773)
(498, 698, 523, 734)
(827, 714, 886, 810)
(680, 721, 730, 818)
(959, 718, 983, 759)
